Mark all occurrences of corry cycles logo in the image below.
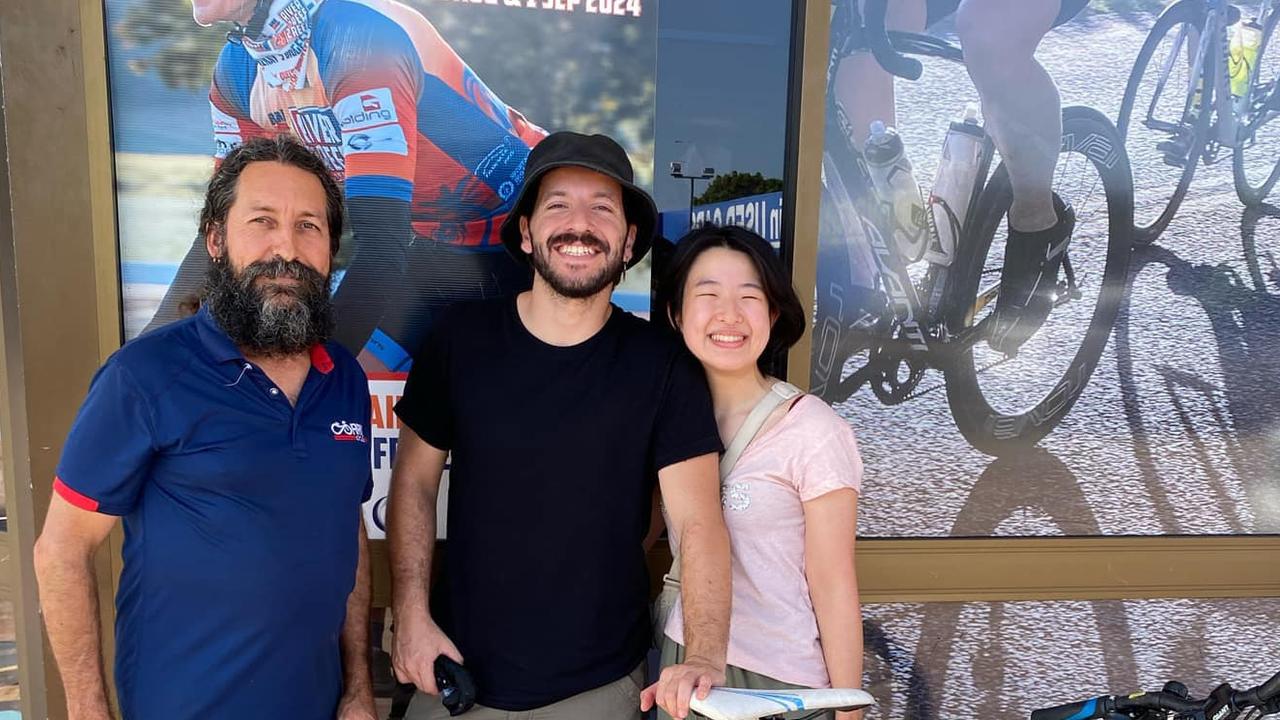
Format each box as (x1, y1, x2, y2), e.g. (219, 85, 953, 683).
(331, 421, 367, 443)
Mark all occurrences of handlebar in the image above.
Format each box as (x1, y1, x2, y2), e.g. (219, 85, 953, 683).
(1030, 670, 1280, 720)
(1029, 696, 1110, 720)
(861, 0, 923, 80)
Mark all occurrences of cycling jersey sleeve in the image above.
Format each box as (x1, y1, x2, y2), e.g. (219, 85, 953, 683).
(317, 14, 422, 356)
(330, 195, 413, 356)
(210, 43, 271, 160)
(326, 15, 421, 203)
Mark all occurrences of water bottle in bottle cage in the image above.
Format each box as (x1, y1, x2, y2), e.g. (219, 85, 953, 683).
(864, 121, 929, 262)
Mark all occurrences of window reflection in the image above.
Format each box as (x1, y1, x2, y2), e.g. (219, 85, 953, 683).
(654, 2, 794, 248)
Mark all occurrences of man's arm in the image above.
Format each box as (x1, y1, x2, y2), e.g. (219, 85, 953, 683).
(329, 196, 414, 362)
(804, 489, 863, 720)
(387, 426, 460, 695)
(643, 452, 730, 720)
(336, 517, 376, 720)
(146, 64, 268, 333)
(33, 495, 119, 720)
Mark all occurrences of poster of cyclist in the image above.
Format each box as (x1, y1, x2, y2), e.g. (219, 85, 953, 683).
(815, 0, 1280, 539)
(103, 0, 657, 536)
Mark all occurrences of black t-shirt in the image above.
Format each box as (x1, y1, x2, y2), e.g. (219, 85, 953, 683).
(395, 297, 721, 710)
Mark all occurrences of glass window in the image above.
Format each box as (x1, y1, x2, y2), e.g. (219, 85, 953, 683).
(653, 1, 794, 248)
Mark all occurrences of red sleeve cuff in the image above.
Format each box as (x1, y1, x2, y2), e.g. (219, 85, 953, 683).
(53, 477, 101, 512)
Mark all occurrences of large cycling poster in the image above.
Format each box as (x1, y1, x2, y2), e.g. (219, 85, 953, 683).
(814, 0, 1280, 538)
(104, 0, 657, 537)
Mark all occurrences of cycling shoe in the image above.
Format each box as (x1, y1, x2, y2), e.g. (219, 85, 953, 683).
(989, 196, 1075, 356)
(1157, 137, 1191, 168)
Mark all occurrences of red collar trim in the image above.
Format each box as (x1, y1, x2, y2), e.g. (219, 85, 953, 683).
(310, 344, 335, 374)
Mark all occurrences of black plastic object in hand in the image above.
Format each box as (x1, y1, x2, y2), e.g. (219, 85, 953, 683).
(435, 656, 477, 717)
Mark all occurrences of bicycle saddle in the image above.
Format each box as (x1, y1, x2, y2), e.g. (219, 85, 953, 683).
(689, 687, 875, 720)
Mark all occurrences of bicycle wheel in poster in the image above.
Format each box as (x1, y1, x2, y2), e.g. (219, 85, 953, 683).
(942, 106, 1133, 456)
(1233, 9, 1280, 205)
(1116, 0, 1213, 245)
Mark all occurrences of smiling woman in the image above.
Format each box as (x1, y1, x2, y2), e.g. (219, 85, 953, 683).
(656, 224, 864, 720)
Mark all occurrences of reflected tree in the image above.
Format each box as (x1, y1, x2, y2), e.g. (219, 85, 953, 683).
(694, 171, 783, 204)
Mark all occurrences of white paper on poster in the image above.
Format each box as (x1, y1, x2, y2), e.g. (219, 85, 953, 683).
(364, 376, 449, 540)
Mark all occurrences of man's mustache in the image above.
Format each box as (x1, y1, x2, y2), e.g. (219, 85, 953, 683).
(236, 257, 320, 286)
(548, 232, 608, 253)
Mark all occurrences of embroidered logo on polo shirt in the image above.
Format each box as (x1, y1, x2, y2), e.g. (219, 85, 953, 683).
(331, 421, 367, 443)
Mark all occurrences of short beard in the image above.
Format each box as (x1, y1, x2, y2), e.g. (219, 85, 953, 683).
(530, 231, 625, 299)
(203, 254, 334, 357)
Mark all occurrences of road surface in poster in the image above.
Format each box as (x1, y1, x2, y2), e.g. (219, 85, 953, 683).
(825, 8, 1280, 537)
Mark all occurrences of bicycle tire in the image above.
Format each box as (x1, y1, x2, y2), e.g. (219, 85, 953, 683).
(1233, 11, 1280, 205)
(942, 106, 1133, 456)
(1116, 0, 1212, 246)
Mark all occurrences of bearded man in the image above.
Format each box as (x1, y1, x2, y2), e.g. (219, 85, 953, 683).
(387, 132, 731, 720)
(34, 136, 378, 720)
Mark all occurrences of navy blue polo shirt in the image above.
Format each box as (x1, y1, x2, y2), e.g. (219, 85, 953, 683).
(55, 307, 373, 720)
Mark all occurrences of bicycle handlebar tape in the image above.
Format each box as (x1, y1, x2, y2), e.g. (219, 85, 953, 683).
(434, 656, 477, 717)
(863, 0, 924, 80)
(1256, 670, 1280, 705)
(1029, 696, 1112, 720)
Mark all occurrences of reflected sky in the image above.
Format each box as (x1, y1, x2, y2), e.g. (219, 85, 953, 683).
(653, 1, 794, 212)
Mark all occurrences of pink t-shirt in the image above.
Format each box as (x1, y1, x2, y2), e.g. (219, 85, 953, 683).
(665, 394, 862, 688)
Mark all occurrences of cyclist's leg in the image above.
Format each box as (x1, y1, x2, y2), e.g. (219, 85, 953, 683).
(957, 0, 1077, 352)
(833, 0, 928, 150)
(956, 0, 1061, 233)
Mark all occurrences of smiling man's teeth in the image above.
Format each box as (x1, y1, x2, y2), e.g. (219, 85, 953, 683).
(711, 334, 745, 343)
(559, 245, 597, 257)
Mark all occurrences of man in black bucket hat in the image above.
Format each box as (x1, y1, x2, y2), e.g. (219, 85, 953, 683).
(388, 131, 731, 720)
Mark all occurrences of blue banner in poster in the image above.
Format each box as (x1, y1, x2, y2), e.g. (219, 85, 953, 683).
(659, 191, 783, 249)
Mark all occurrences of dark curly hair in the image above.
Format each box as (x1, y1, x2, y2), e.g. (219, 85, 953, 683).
(659, 224, 805, 374)
(198, 135, 345, 255)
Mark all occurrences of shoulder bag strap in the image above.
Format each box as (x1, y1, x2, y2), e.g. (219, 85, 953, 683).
(667, 381, 804, 583)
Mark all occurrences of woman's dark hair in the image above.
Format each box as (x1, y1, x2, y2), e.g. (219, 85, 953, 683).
(658, 224, 805, 374)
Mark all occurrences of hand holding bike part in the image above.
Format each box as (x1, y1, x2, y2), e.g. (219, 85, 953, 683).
(434, 655, 477, 717)
(1030, 669, 1280, 720)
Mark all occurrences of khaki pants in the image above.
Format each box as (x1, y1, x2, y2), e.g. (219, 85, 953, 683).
(657, 638, 832, 720)
(405, 662, 645, 720)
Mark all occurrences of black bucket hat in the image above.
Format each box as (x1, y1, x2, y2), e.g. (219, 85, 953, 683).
(500, 131, 658, 269)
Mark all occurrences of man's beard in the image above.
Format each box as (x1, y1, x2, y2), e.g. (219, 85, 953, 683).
(530, 231, 625, 299)
(203, 255, 334, 357)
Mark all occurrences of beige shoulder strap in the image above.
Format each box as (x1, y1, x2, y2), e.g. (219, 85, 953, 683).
(667, 381, 804, 583)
